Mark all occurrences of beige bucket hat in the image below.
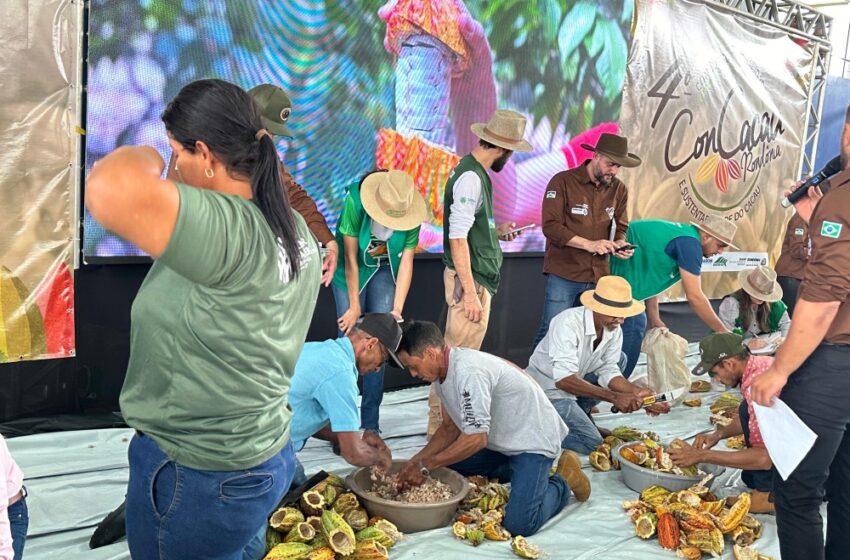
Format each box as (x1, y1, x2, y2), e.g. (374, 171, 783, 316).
(470, 109, 533, 152)
(738, 265, 783, 303)
(691, 214, 739, 250)
(360, 170, 427, 231)
(580, 276, 646, 318)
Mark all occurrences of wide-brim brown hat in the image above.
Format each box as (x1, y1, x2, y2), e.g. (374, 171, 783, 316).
(579, 276, 645, 318)
(738, 266, 783, 303)
(361, 170, 428, 231)
(690, 214, 740, 250)
(580, 133, 641, 168)
(470, 109, 533, 152)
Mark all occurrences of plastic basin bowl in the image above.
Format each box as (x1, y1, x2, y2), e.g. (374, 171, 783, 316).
(615, 443, 725, 493)
(345, 460, 470, 534)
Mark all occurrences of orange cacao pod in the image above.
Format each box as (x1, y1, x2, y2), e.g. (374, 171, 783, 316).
(657, 512, 680, 550)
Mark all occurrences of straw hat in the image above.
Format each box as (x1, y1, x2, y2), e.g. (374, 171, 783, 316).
(738, 265, 783, 303)
(580, 133, 641, 168)
(579, 276, 646, 318)
(690, 214, 739, 250)
(248, 84, 293, 137)
(470, 110, 533, 152)
(360, 170, 427, 231)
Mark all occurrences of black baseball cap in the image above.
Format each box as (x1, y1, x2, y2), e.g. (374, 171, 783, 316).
(356, 313, 403, 368)
(692, 333, 746, 376)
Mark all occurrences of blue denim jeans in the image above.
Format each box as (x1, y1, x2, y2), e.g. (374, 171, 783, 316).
(620, 310, 647, 379)
(332, 264, 395, 432)
(449, 449, 569, 536)
(531, 275, 595, 350)
(8, 495, 27, 559)
(125, 432, 295, 560)
(552, 398, 603, 455)
(738, 400, 772, 492)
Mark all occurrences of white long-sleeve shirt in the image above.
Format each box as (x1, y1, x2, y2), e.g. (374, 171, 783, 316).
(526, 306, 624, 401)
(718, 297, 791, 339)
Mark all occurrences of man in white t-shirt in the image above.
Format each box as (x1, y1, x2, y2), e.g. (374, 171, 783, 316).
(397, 321, 591, 537)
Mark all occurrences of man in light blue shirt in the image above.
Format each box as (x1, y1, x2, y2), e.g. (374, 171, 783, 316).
(289, 313, 401, 481)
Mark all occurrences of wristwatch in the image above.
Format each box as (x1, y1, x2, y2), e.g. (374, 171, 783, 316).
(419, 461, 430, 477)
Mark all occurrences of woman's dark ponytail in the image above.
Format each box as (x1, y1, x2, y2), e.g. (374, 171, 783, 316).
(253, 133, 301, 279)
(161, 79, 301, 279)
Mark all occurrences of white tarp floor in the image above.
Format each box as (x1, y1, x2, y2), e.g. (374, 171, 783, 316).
(12, 345, 804, 559)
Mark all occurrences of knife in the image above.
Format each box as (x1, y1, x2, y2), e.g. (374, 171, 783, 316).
(611, 386, 688, 413)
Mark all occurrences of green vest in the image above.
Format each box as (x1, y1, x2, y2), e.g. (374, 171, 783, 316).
(610, 220, 701, 301)
(729, 294, 788, 335)
(442, 155, 502, 295)
(332, 182, 409, 293)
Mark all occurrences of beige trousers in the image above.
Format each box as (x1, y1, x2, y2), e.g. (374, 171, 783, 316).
(426, 267, 493, 436)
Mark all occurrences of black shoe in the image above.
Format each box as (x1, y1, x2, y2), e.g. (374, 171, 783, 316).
(89, 500, 127, 549)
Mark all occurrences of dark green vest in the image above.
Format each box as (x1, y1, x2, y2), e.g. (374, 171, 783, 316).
(610, 220, 701, 301)
(442, 155, 502, 295)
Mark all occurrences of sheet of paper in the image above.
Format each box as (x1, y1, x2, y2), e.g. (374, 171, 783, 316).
(753, 398, 817, 480)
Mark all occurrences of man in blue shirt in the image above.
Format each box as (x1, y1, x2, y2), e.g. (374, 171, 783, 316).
(289, 313, 401, 481)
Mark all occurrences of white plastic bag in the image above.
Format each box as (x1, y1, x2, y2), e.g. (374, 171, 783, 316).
(640, 327, 691, 405)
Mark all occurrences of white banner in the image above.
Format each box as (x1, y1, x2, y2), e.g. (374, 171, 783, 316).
(619, 0, 813, 299)
(701, 252, 770, 272)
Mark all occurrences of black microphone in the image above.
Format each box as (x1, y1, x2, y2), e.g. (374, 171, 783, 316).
(780, 156, 843, 208)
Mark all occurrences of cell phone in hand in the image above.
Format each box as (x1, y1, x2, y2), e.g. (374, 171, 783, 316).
(615, 243, 637, 252)
(504, 223, 536, 236)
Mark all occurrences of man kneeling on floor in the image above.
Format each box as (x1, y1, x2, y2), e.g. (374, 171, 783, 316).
(395, 320, 591, 537)
(667, 333, 776, 514)
(527, 276, 670, 455)
(288, 313, 400, 484)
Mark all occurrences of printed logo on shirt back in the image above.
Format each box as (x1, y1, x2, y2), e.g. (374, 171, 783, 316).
(277, 238, 315, 284)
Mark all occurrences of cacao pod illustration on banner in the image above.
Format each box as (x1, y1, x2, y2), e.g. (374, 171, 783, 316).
(0, 266, 47, 361)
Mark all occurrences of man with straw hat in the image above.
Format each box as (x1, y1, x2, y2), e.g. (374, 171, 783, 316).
(533, 133, 641, 350)
(527, 276, 670, 454)
(718, 265, 790, 349)
(426, 109, 533, 436)
(610, 214, 738, 378)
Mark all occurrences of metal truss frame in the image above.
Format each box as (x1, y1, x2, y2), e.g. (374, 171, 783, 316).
(700, 0, 833, 178)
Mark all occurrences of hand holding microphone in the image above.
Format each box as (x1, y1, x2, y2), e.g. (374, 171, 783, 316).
(780, 156, 842, 208)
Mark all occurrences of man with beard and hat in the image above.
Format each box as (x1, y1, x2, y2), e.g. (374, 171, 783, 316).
(426, 109, 533, 436)
(532, 133, 641, 348)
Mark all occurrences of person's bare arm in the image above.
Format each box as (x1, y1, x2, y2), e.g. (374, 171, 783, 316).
(86, 146, 178, 258)
(337, 235, 361, 334)
(448, 238, 483, 323)
(337, 431, 391, 469)
(555, 375, 642, 412)
(645, 296, 665, 329)
(391, 248, 415, 319)
(680, 269, 728, 332)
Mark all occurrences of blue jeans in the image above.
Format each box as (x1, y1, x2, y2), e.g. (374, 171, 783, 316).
(555, 352, 628, 454)
(449, 449, 569, 536)
(332, 265, 395, 433)
(620, 311, 647, 379)
(532, 275, 594, 350)
(552, 398, 603, 455)
(738, 401, 772, 493)
(8, 495, 27, 559)
(125, 433, 295, 560)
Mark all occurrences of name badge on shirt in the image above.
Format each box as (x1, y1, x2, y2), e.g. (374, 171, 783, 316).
(794, 228, 804, 236)
(571, 205, 588, 216)
(488, 217, 496, 230)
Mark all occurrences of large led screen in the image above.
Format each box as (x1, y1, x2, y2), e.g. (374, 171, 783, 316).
(84, 0, 633, 257)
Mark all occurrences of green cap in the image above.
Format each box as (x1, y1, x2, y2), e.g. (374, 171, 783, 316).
(248, 84, 293, 137)
(692, 333, 745, 376)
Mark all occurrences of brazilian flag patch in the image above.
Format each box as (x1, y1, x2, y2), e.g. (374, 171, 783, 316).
(820, 220, 843, 238)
